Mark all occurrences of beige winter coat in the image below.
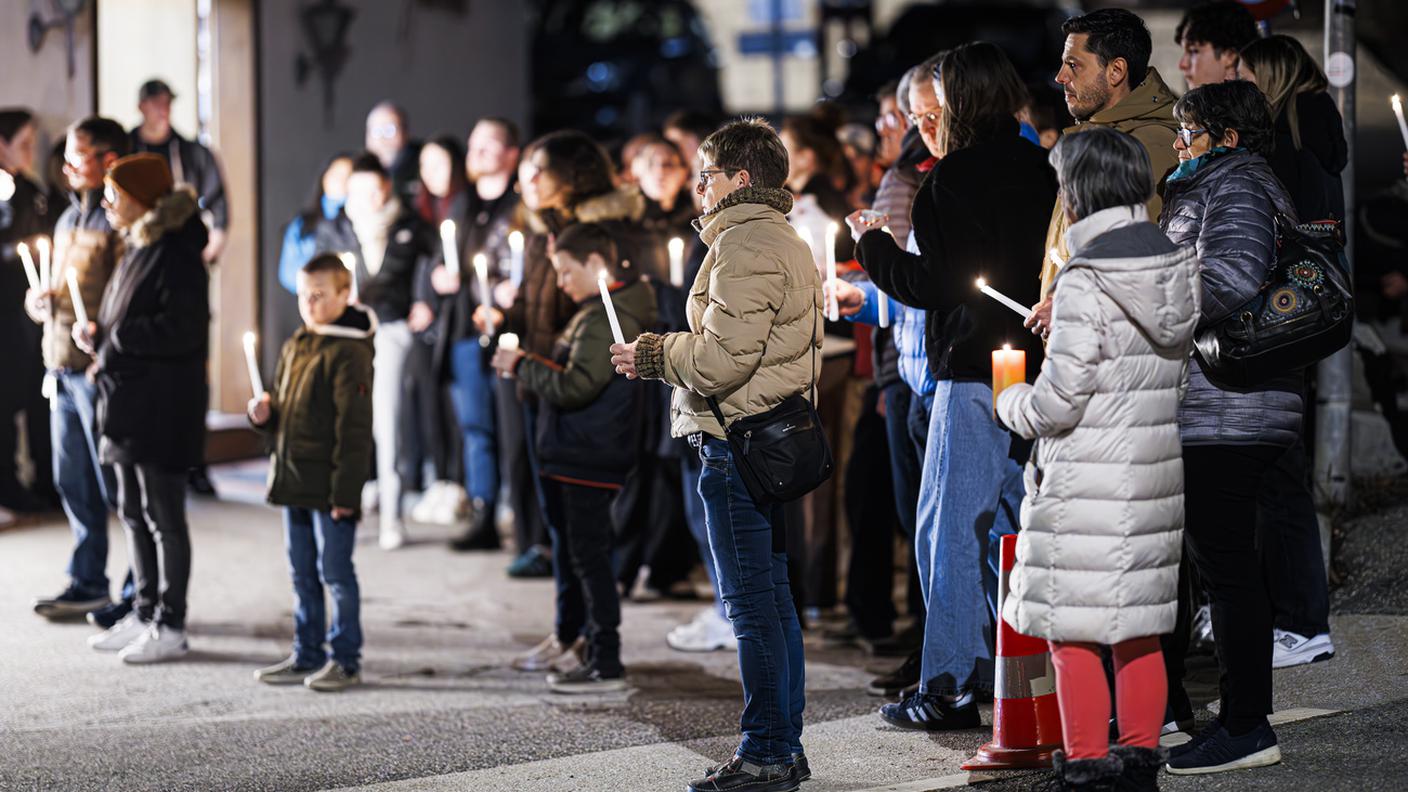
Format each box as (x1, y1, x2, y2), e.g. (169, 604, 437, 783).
(633, 187, 822, 439)
(996, 206, 1200, 644)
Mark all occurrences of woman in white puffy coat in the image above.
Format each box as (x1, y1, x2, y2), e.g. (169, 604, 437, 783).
(996, 127, 1199, 791)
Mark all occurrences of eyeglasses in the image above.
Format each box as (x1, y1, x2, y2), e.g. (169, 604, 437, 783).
(369, 123, 400, 140)
(697, 167, 735, 188)
(1176, 127, 1210, 147)
(907, 107, 941, 127)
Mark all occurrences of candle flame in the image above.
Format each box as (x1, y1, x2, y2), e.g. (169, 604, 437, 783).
(473, 252, 488, 275)
(598, 269, 609, 283)
(1003, 343, 1012, 351)
(508, 230, 524, 251)
(440, 219, 456, 237)
(338, 252, 356, 270)
(36, 236, 50, 254)
(668, 237, 684, 255)
(975, 277, 987, 290)
(1394, 94, 1403, 110)
(826, 221, 838, 236)
(243, 331, 256, 345)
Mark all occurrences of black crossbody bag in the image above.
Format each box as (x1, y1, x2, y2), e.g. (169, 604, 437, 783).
(705, 306, 834, 505)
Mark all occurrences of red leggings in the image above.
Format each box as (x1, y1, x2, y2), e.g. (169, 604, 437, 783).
(1048, 636, 1166, 760)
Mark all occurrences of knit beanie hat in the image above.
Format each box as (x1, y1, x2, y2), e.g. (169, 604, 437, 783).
(106, 153, 173, 209)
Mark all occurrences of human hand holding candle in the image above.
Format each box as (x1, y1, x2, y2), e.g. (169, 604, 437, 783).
(975, 277, 1034, 321)
(668, 237, 685, 288)
(992, 344, 1026, 416)
(598, 270, 625, 345)
(610, 341, 638, 380)
(248, 393, 272, 426)
(242, 331, 264, 397)
(825, 222, 839, 321)
(1393, 95, 1408, 151)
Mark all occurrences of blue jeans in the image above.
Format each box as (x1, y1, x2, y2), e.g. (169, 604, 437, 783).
(51, 371, 116, 597)
(449, 340, 498, 504)
(285, 507, 362, 673)
(697, 437, 804, 765)
(679, 445, 723, 619)
(915, 381, 1023, 696)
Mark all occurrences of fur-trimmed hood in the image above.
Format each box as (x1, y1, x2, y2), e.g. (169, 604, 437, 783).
(524, 186, 647, 235)
(124, 186, 205, 249)
(308, 302, 378, 339)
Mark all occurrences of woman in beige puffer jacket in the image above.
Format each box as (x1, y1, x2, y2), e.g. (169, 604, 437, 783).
(995, 128, 1200, 787)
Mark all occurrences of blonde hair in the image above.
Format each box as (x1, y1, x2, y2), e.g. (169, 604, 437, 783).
(1239, 35, 1327, 151)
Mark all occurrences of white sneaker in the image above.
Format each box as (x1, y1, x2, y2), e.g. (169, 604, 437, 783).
(410, 482, 445, 524)
(119, 624, 189, 664)
(361, 480, 379, 514)
(1272, 629, 1335, 668)
(433, 482, 469, 524)
(666, 608, 737, 652)
(379, 516, 407, 550)
(88, 612, 149, 651)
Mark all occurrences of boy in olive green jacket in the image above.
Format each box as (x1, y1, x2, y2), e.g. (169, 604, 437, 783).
(248, 253, 375, 692)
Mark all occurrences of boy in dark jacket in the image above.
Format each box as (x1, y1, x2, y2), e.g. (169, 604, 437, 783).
(249, 253, 376, 692)
(491, 222, 656, 694)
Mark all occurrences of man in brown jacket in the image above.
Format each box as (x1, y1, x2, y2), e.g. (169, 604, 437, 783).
(1029, 8, 1180, 334)
(612, 117, 821, 792)
(28, 117, 130, 624)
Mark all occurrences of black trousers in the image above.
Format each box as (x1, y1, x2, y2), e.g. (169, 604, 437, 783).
(843, 384, 900, 639)
(1183, 444, 1282, 734)
(497, 379, 545, 553)
(1257, 439, 1331, 637)
(115, 463, 191, 630)
(403, 339, 462, 488)
(544, 478, 622, 675)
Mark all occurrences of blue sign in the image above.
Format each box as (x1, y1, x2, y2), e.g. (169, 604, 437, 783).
(738, 30, 816, 57)
(748, 0, 803, 24)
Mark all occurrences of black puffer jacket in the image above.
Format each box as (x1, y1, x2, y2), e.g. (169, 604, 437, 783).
(1159, 147, 1302, 448)
(94, 188, 210, 471)
(348, 207, 433, 325)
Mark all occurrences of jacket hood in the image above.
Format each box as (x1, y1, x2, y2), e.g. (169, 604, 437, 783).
(525, 186, 647, 235)
(125, 186, 204, 249)
(1074, 68, 1179, 131)
(1063, 205, 1200, 352)
(309, 302, 378, 339)
(693, 186, 795, 244)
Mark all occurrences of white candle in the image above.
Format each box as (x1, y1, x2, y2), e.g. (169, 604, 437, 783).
(825, 222, 839, 322)
(877, 226, 893, 328)
(976, 277, 1034, 320)
(474, 252, 495, 345)
(1048, 247, 1066, 272)
(339, 252, 358, 304)
(1393, 95, 1408, 150)
(242, 331, 263, 397)
(440, 219, 460, 274)
(66, 268, 88, 328)
(37, 236, 51, 289)
(597, 270, 625, 345)
(16, 241, 39, 291)
(668, 237, 685, 288)
(508, 230, 525, 288)
(798, 226, 817, 265)
(497, 332, 519, 351)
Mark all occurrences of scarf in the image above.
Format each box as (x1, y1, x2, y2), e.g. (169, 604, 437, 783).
(347, 195, 401, 276)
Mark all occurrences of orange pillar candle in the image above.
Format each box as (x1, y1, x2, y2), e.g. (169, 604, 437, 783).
(992, 344, 1026, 414)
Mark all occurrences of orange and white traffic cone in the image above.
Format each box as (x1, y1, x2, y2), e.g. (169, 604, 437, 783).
(962, 532, 1063, 770)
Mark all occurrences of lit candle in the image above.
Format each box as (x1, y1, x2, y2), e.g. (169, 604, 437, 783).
(976, 277, 1034, 321)
(37, 236, 51, 289)
(991, 344, 1026, 415)
(1393, 95, 1408, 150)
(16, 241, 39, 291)
(65, 268, 88, 328)
(242, 331, 263, 397)
(825, 222, 839, 322)
(497, 332, 519, 351)
(598, 270, 625, 345)
(1048, 247, 1066, 272)
(440, 219, 460, 274)
(474, 252, 495, 346)
(339, 252, 358, 304)
(877, 226, 893, 328)
(798, 226, 817, 265)
(508, 230, 525, 288)
(668, 237, 685, 288)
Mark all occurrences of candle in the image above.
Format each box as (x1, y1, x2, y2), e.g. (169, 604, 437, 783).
(65, 268, 88, 328)
(242, 331, 263, 397)
(992, 344, 1026, 415)
(440, 219, 460, 274)
(508, 230, 525, 288)
(975, 277, 1034, 320)
(877, 226, 893, 328)
(597, 270, 625, 345)
(339, 252, 358, 304)
(16, 241, 39, 291)
(474, 252, 495, 345)
(1393, 95, 1408, 150)
(825, 221, 839, 322)
(497, 332, 519, 351)
(1048, 247, 1066, 272)
(668, 237, 685, 288)
(798, 226, 817, 265)
(37, 236, 51, 289)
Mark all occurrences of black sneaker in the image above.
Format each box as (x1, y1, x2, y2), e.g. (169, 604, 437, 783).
(866, 621, 922, 657)
(688, 755, 799, 792)
(187, 466, 219, 497)
(546, 664, 627, 694)
(1165, 721, 1281, 775)
(33, 586, 111, 620)
(87, 599, 134, 630)
(879, 691, 981, 731)
(867, 648, 920, 697)
(1167, 717, 1223, 759)
(706, 753, 809, 783)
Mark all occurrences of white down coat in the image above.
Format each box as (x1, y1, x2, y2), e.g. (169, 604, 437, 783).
(996, 205, 1200, 644)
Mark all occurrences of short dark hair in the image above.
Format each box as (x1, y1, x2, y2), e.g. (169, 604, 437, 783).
(0, 108, 34, 142)
(698, 117, 789, 189)
(553, 222, 637, 283)
(70, 117, 130, 158)
(1174, 79, 1275, 157)
(1176, 1, 1258, 54)
(350, 152, 388, 179)
(302, 252, 353, 290)
(1049, 127, 1152, 220)
(663, 110, 718, 143)
(477, 116, 521, 149)
(1062, 9, 1153, 87)
(534, 130, 617, 206)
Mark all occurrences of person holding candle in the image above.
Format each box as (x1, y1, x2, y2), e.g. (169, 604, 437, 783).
(996, 126, 1200, 791)
(26, 117, 133, 624)
(610, 117, 820, 792)
(846, 42, 1056, 732)
(75, 153, 208, 664)
(248, 253, 376, 692)
(491, 222, 656, 694)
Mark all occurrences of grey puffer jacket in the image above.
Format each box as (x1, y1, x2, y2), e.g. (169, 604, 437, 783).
(1159, 148, 1302, 447)
(997, 207, 1199, 643)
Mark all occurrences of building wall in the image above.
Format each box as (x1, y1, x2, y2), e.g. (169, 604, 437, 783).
(0, 3, 95, 183)
(96, 0, 198, 134)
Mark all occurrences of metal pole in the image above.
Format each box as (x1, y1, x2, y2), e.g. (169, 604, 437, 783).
(1315, 0, 1355, 522)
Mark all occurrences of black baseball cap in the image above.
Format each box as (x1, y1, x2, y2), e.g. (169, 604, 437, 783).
(138, 79, 176, 102)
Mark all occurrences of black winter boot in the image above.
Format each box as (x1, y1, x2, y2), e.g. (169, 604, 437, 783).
(1036, 750, 1124, 792)
(1109, 745, 1166, 791)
